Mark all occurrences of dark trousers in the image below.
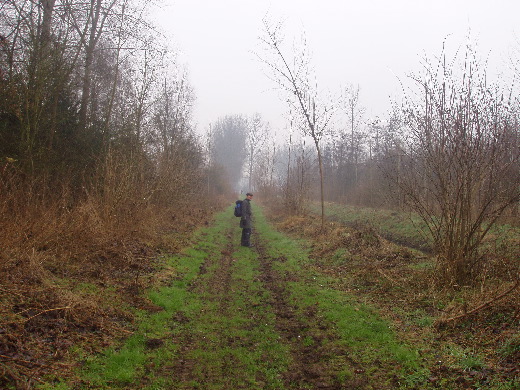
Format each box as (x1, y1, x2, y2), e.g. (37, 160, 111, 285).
(241, 228, 252, 246)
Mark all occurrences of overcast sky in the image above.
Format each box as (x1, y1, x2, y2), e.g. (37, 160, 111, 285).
(150, 1, 519, 135)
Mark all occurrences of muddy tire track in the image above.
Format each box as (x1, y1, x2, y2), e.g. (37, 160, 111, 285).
(256, 242, 370, 390)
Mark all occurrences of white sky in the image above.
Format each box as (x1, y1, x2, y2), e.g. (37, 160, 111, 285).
(150, 0, 519, 135)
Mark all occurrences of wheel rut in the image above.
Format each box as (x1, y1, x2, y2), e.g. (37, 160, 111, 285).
(256, 241, 368, 390)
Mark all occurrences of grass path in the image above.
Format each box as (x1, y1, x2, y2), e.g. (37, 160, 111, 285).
(60, 205, 429, 390)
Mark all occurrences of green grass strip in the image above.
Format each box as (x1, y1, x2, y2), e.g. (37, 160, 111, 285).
(76, 249, 207, 388)
(63, 216, 222, 389)
(172, 245, 288, 389)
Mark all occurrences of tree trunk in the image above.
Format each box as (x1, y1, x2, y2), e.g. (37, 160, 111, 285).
(40, 0, 56, 43)
(316, 138, 325, 229)
(79, 0, 102, 131)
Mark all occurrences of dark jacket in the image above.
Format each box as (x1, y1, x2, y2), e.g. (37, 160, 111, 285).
(239, 198, 252, 229)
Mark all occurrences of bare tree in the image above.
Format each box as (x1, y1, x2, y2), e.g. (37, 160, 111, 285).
(253, 135, 278, 196)
(343, 84, 366, 184)
(63, 0, 120, 131)
(0, 0, 80, 169)
(246, 113, 268, 190)
(259, 18, 335, 227)
(395, 46, 520, 287)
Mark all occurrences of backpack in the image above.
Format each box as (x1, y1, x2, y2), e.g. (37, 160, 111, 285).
(234, 200, 243, 217)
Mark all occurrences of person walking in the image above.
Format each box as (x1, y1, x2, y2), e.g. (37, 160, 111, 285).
(240, 192, 253, 247)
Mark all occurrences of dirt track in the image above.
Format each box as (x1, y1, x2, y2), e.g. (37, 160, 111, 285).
(160, 223, 373, 390)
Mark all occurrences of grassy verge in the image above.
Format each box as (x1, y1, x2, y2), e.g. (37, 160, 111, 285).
(311, 202, 520, 256)
(308, 202, 432, 251)
(60, 248, 207, 389)
(286, 202, 519, 389)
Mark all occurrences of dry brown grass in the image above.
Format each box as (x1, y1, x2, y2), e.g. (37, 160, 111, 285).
(0, 165, 221, 388)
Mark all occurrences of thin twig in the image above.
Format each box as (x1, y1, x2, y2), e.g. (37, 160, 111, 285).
(438, 279, 520, 324)
(104, 325, 133, 334)
(0, 354, 46, 367)
(0, 354, 72, 369)
(377, 268, 404, 287)
(0, 286, 27, 298)
(0, 306, 71, 325)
